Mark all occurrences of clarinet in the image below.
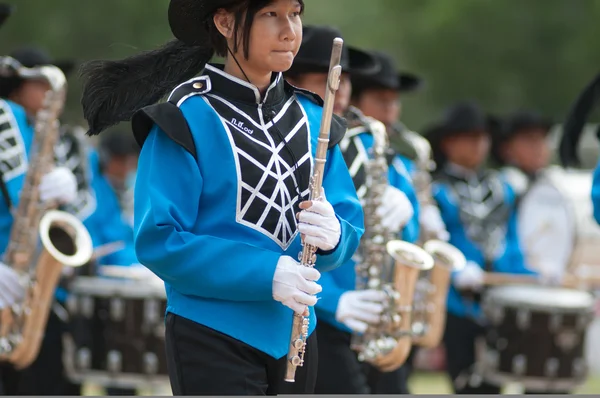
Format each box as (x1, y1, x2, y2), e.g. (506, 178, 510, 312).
(284, 37, 344, 383)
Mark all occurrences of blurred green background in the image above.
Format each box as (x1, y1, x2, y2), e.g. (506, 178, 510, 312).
(3, 0, 599, 130)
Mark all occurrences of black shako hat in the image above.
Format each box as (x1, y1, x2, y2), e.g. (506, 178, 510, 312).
(352, 50, 423, 94)
(169, 0, 242, 46)
(285, 25, 379, 77)
(490, 111, 553, 166)
(0, 46, 76, 97)
(0, 3, 12, 29)
(423, 101, 496, 169)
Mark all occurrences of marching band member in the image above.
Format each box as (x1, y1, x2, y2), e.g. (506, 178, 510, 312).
(84, 129, 140, 268)
(286, 26, 419, 394)
(348, 48, 450, 385)
(489, 111, 568, 284)
(425, 101, 538, 394)
(0, 49, 79, 394)
(79, 0, 364, 394)
(490, 111, 553, 199)
(351, 50, 449, 246)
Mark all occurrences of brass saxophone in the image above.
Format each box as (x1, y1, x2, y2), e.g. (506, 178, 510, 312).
(348, 109, 434, 372)
(285, 37, 344, 383)
(0, 58, 93, 369)
(401, 128, 466, 348)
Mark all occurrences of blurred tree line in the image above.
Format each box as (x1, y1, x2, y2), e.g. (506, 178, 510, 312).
(1, 0, 598, 135)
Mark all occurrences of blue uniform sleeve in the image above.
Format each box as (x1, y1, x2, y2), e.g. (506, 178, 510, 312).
(315, 270, 347, 317)
(432, 183, 485, 278)
(134, 125, 282, 302)
(390, 156, 420, 243)
(315, 144, 364, 272)
(593, 161, 600, 225)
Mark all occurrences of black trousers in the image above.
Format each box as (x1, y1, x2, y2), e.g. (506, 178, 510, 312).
(165, 313, 317, 395)
(314, 321, 410, 394)
(0, 310, 82, 396)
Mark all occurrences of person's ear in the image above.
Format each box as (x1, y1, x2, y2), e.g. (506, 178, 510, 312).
(213, 9, 235, 39)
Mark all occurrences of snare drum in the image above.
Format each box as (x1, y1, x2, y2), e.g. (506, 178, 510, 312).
(479, 284, 595, 392)
(64, 276, 168, 389)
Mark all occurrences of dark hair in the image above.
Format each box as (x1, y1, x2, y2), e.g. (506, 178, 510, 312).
(80, 0, 304, 136)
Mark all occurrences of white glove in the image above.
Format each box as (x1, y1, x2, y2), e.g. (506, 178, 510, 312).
(297, 189, 341, 251)
(420, 204, 450, 241)
(375, 186, 414, 233)
(39, 167, 77, 205)
(335, 289, 387, 333)
(454, 261, 485, 291)
(272, 256, 322, 315)
(0, 262, 26, 309)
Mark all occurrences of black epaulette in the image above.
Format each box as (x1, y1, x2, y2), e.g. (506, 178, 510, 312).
(131, 76, 212, 159)
(285, 81, 347, 149)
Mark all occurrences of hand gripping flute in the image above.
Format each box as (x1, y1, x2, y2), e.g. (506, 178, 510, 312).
(284, 37, 344, 383)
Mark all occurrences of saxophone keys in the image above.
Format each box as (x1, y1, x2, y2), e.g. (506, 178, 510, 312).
(290, 355, 302, 366)
(367, 279, 381, 289)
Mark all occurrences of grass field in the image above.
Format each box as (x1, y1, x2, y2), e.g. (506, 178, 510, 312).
(82, 371, 600, 395)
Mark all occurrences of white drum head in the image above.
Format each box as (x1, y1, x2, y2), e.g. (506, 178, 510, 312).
(485, 284, 594, 311)
(69, 275, 166, 299)
(517, 173, 575, 275)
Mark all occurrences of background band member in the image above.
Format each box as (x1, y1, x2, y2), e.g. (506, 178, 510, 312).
(350, 49, 449, 244)
(424, 101, 538, 394)
(286, 25, 418, 394)
(489, 111, 567, 285)
(79, 0, 364, 394)
(348, 48, 450, 380)
(0, 52, 78, 394)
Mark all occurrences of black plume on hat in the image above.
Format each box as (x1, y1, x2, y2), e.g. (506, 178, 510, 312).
(351, 50, 423, 94)
(286, 25, 379, 77)
(559, 72, 600, 168)
(0, 3, 12, 29)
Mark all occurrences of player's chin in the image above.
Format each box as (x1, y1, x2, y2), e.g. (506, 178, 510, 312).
(269, 52, 295, 73)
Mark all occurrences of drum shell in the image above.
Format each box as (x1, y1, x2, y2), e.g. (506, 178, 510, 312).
(480, 285, 594, 392)
(64, 276, 168, 389)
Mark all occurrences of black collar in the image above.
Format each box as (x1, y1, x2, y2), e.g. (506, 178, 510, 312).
(204, 64, 285, 106)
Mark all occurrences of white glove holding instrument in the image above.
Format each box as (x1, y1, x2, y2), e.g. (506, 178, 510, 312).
(272, 256, 322, 315)
(420, 204, 450, 241)
(539, 266, 564, 287)
(454, 261, 485, 291)
(335, 289, 387, 333)
(39, 166, 77, 205)
(297, 189, 341, 252)
(376, 186, 414, 233)
(0, 261, 25, 309)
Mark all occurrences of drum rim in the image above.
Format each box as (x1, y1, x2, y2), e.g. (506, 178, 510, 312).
(483, 284, 595, 311)
(69, 276, 167, 298)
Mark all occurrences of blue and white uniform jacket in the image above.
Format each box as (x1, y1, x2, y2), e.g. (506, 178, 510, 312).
(130, 64, 364, 359)
(432, 163, 536, 322)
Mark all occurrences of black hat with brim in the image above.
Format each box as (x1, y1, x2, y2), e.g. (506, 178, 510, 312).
(423, 101, 494, 169)
(351, 50, 424, 94)
(0, 46, 76, 98)
(490, 111, 553, 166)
(0, 3, 12, 29)
(285, 25, 379, 77)
(169, 0, 240, 46)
